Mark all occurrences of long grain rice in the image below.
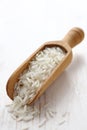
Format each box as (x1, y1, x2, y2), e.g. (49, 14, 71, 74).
(14, 47, 66, 103)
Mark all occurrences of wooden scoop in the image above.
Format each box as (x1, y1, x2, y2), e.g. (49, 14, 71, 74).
(6, 27, 84, 104)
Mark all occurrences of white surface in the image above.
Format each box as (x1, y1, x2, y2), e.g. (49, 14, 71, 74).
(0, 0, 87, 130)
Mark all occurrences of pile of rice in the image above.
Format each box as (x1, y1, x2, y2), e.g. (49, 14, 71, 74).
(8, 46, 66, 123)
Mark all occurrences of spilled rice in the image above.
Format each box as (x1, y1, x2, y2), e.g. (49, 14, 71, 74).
(7, 46, 66, 127)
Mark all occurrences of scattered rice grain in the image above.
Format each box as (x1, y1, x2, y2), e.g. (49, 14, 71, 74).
(7, 46, 66, 124)
(38, 119, 47, 127)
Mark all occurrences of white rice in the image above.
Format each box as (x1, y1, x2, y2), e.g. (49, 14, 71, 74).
(14, 47, 66, 103)
(7, 46, 66, 124)
(38, 118, 47, 127)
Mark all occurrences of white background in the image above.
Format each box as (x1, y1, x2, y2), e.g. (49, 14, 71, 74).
(0, 0, 87, 130)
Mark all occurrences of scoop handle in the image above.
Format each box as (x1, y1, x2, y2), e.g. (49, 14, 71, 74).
(63, 27, 84, 48)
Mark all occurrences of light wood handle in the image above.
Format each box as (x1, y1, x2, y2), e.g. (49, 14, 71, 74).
(63, 27, 84, 48)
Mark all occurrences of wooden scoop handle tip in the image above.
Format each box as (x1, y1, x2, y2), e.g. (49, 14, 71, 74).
(63, 27, 84, 48)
